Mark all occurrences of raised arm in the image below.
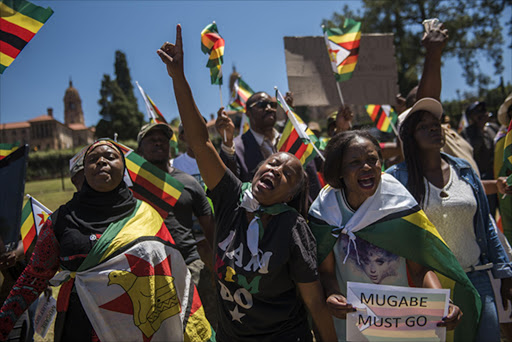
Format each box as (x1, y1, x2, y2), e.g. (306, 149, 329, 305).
(157, 24, 226, 190)
(416, 23, 448, 101)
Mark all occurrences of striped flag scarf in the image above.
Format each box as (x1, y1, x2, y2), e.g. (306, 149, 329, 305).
(309, 173, 481, 342)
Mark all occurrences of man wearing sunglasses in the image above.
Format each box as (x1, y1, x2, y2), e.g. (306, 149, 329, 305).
(216, 91, 321, 198)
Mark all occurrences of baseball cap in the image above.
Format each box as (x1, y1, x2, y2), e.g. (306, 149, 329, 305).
(397, 97, 444, 132)
(465, 101, 486, 117)
(137, 122, 173, 146)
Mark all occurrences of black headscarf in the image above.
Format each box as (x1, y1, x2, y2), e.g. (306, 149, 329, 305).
(53, 139, 137, 237)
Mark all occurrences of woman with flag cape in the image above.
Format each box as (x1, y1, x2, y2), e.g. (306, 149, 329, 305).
(387, 97, 512, 342)
(308, 130, 473, 341)
(156, 24, 337, 341)
(0, 140, 212, 342)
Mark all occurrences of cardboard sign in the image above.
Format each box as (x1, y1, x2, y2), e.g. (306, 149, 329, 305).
(346, 281, 449, 341)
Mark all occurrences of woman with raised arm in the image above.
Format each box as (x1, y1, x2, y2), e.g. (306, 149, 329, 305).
(157, 24, 336, 341)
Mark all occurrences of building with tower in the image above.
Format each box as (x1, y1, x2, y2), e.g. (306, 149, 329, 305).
(0, 80, 94, 150)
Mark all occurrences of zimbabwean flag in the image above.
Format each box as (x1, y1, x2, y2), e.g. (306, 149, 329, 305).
(365, 104, 398, 134)
(504, 119, 512, 173)
(20, 195, 51, 253)
(309, 174, 481, 342)
(227, 76, 254, 112)
(0, 142, 19, 160)
(135, 81, 179, 156)
(201, 21, 224, 85)
(323, 18, 361, 82)
(276, 89, 321, 166)
(49, 200, 213, 342)
(0, 0, 53, 73)
(111, 141, 184, 219)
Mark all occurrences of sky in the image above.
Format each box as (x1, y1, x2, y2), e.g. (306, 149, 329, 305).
(0, 1, 511, 128)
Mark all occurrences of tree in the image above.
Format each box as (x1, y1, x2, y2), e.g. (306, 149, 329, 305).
(95, 50, 144, 140)
(323, 0, 511, 96)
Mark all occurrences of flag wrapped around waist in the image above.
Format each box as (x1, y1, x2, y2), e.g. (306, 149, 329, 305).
(309, 173, 481, 342)
(50, 200, 213, 342)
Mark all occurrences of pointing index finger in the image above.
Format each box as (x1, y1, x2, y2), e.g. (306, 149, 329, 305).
(175, 24, 183, 49)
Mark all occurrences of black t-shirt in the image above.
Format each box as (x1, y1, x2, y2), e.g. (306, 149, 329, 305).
(163, 168, 212, 264)
(208, 170, 318, 341)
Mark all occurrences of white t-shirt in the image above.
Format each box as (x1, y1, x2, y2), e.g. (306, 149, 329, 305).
(171, 153, 204, 187)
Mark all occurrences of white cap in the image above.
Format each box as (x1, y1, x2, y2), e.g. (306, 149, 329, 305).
(397, 97, 444, 132)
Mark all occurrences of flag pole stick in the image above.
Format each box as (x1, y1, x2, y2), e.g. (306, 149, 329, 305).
(335, 81, 345, 107)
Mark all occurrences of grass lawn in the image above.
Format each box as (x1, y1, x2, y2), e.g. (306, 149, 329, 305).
(24, 178, 76, 211)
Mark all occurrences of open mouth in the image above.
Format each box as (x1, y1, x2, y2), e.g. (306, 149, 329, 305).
(258, 176, 275, 190)
(358, 174, 375, 190)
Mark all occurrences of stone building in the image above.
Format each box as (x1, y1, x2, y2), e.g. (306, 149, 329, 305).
(0, 80, 94, 150)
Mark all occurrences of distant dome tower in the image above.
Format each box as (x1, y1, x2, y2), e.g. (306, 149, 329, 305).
(64, 79, 84, 125)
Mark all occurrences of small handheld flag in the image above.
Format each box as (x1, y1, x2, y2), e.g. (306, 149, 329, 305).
(20, 195, 51, 253)
(275, 88, 324, 166)
(322, 18, 362, 83)
(365, 104, 398, 135)
(227, 76, 254, 112)
(200, 21, 225, 86)
(0, 0, 54, 74)
(135, 81, 178, 155)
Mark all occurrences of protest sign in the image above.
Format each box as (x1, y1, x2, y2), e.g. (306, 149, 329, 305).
(34, 295, 57, 338)
(346, 281, 449, 341)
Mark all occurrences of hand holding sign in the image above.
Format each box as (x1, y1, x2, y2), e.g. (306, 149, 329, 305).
(326, 293, 357, 319)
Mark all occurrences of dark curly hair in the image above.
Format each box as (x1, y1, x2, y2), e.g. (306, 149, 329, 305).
(323, 130, 382, 189)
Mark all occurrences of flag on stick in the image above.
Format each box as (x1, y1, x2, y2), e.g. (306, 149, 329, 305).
(0, 0, 53, 74)
(323, 18, 361, 82)
(0, 142, 19, 160)
(227, 76, 254, 112)
(20, 195, 51, 253)
(276, 88, 323, 166)
(365, 104, 398, 135)
(113, 141, 184, 219)
(135, 81, 179, 156)
(200, 22, 224, 85)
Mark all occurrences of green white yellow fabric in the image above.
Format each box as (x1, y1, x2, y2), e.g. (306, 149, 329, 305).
(309, 173, 481, 342)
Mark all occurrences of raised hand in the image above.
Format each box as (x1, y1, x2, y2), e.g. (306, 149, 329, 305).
(215, 107, 235, 146)
(157, 24, 184, 79)
(422, 23, 448, 53)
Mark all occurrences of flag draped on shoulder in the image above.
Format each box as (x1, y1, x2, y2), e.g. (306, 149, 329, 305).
(227, 76, 254, 112)
(365, 104, 398, 134)
(113, 141, 184, 219)
(504, 119, 512, 174)
(201, 22, 224, 85)
(135, 81, 178, 155)
(308, 173, 481, 342)
(276, 89, 321, 166)
(323, 18, 361, 82)
(20, 195, 51, 253)
(49, 200, 213, 342)
(0, 142, 19, 160)
(0, 0, 53, 74)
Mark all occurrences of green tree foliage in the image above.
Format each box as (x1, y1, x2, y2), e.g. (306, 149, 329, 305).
(323, 0, 511, 96)
(95, 51, 145, 140)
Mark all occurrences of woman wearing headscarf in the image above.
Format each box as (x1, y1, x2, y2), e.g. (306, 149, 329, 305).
(0, 140, 211, 341)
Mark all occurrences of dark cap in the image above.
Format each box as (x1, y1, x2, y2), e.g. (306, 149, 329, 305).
(466, 101, 486, 117)
(137, 122, 173, 146)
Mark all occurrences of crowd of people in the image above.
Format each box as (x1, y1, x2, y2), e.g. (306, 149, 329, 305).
(1, 20, 512, 342)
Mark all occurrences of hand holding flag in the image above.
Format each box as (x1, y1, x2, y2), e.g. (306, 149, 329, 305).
(215, 107, 234, 144)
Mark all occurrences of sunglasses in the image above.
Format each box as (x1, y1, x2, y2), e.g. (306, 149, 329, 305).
(249, 100, 277, 109)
